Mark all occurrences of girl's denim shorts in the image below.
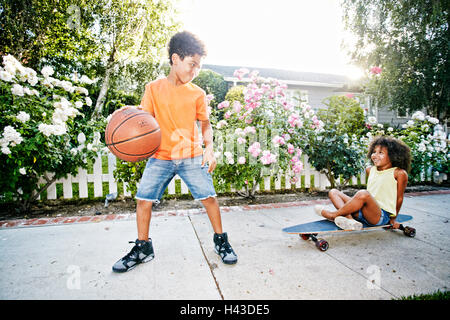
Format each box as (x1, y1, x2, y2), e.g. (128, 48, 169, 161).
(135, 156, 216, 204)
(356, 208, 392, 227)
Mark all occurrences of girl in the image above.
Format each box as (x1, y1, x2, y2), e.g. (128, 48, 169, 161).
(315, 136, 411, 230)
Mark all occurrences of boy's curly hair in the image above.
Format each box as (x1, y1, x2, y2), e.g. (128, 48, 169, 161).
(367, 136, 411, 172)
(168, 31, 207, 65)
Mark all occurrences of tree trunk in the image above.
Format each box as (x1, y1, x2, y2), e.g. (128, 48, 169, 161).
(93, 66, 112, 117)
(93, 44, 116, 118)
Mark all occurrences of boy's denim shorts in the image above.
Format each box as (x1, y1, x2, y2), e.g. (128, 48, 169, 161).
(356, 208, 392, 227)
(135, 156, 217, 204)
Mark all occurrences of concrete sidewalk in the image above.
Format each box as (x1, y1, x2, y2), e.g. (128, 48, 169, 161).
(0, 192, 449, 300)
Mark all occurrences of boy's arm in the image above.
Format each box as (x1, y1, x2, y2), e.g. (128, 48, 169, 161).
(200, 119, 216, 173)
(390, 168, 408, 228)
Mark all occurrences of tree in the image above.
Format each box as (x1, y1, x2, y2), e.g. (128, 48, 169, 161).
(90, 0, 179, 117)
(0, 0, 99, 75)
(192, 69, 228, 109)
(342, 0, 449, 121)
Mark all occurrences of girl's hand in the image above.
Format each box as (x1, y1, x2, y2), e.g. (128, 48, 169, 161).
(389, 219, 400, 229)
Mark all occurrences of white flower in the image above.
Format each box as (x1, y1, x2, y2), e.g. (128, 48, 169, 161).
(75, 101, 83, 109)
(428, 117, 439, 125)
(41, 66, 54, 78)
(11, 83, 24, 96)
(411, 111, 425, 121)
(38, 123, 66, 137)
(368, 116, 377, 125)
(0, 70, 13, 82)
(59, 80, 74, 93)
(2, 126, 23, 146)
(16, 111, 30, 123)
(387, 127, 393, 132)
(19, 168, 26, 175)
(1, 146, 11, 155)
(85, 97, 92, 106)
(38, 123, 54, 137)
(77, 132, 86, 144)
(79, 75, 95, 84)
(74, 86, 89, 95)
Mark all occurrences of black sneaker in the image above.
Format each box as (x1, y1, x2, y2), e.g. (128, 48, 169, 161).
(213, 232, 237, 265)
(112, 239, 154, 273)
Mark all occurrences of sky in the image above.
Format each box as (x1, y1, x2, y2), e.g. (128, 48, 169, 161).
(176, 0, 363, 79)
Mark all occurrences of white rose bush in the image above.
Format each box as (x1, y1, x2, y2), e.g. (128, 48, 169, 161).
(0, 55, 106, 212)
(366, 111, 449, 183)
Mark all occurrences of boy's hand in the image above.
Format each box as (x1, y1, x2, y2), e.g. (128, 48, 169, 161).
(202, 145, 216, 173)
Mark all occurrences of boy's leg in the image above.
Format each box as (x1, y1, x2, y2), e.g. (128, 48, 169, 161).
(201, 196, 223, 234)
(137, 199, 153, 240)
(177, 157, 237, 264)
(112, 158, 174, 273)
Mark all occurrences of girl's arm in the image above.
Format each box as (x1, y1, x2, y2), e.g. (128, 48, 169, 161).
(390, 168, 408, 228)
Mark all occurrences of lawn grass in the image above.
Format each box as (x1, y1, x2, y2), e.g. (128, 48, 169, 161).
(397, 290, 449, 300)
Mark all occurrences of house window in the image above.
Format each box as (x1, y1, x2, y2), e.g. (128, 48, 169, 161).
(396, 109, 409, 118)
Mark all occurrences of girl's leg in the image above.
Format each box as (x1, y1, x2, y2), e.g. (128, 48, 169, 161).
(328, 188, 353, 219)
(322, 190, 382, 225)
(328, 188, 352, 209)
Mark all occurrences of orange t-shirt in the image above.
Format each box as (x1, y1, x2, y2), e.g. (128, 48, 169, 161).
(140, 78, 209, 160)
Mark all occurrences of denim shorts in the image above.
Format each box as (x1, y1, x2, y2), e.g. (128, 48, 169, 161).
(356, 208, 392, 227)
(135, 156, 217, 204)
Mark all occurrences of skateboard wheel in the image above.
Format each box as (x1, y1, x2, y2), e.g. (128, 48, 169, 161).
(316, 239, 329, 251)
(300, 234, 310, 240)
(403, 226, 416, 238)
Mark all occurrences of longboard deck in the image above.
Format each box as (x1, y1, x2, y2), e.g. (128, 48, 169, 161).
(282, 214, 413, 235)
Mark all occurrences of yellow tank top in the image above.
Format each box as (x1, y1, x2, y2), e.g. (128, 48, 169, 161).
(367, 166, 397, 216)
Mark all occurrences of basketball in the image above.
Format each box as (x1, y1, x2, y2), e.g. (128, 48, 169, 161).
(105, 107, 161, 162)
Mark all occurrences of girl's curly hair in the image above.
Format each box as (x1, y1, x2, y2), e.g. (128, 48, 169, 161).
(367, 136, 411, 173)
(168, 31, 207, 65)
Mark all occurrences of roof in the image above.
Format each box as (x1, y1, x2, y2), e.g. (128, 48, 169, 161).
(202, 64, 352, 88)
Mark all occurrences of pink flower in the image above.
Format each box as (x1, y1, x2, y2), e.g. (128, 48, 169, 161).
(217, 101, 230, 109)
(248, 142, 261, 158)
(288, 113, 303, 128)
(206, 94, 214, 103)
(345, 93, 354, 99)
(238, 156, 246, 164)
(233, 68, 250, 80)
(271, 135, 285, 146)
(370, 66, 382, 75)
(224, 111, 232, 119)
(244, 126, 256, 134)
(232, 101, 242, 113)
(260, 150, 277, 165)
(287, 143, 295, 154)
(292, 162, 303, 173)
(237, 137, 246, 144)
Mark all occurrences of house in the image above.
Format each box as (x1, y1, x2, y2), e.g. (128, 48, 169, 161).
(202, 64, 412, 128)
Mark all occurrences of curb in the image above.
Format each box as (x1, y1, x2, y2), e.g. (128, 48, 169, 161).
(1, 190, 449, 229)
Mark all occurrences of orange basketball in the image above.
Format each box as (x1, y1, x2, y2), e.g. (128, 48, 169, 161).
(105, 107, 161, 162)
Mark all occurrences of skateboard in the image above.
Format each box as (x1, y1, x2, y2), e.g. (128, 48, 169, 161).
(282, 214, 415, 252)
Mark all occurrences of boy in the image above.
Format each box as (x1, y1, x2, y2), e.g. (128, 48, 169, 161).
(112, 31, 237, 273)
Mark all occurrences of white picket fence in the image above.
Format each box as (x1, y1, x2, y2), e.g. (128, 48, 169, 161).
(36, 152, 373, 200)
